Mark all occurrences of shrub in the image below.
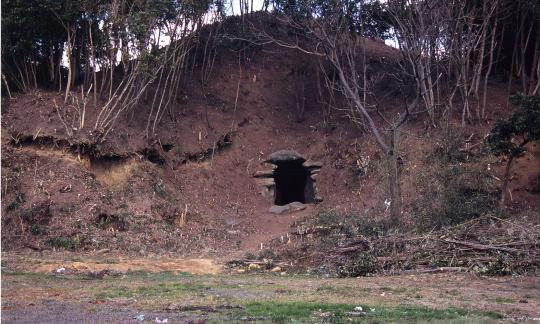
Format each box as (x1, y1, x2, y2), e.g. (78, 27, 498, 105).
(413, 162, 497, 229)
(429, 124, 467, 163)
(315, 208, 387, 238)
(439, 166, 498, 224)
(29, 224, 46, 236)
(46, 235, 83, 250)
(95, 213, 128, 231)
(6, 193, 25, 211)
(487, 94, 540, 206)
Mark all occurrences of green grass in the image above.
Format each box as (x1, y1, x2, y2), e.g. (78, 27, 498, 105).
(123, 270, 194, 281)
(492, 297, 516, 304)
(96, 282, 204, 300)
(380, 286, 408, 294)
(372, 305, 501, 323)
(315, 284, 369, 296)
(238, 301, 356, 322)
(3, 271, 75, 281)
(234, 301, 502, 323)
(2, 271, 508, 323)
(315, 284, 339, 292)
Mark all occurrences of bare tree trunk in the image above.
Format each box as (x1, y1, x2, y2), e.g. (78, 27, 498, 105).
(13, 59, 28, 92)
(389, 127, 402, 224)
(64, 25, 73, 103)
(88, 21, 97, 106)
(294, 65, 306, 121)
(506, 14, 520, 106)
(58, 60, 62, 93)
(482, 20, 498, 119)
(48, 42, 56, 83)
(519, 24, 533, 93)
(529, 32, 540, 95)
(2, 74, 12, 99)
(533, 56, 540, 95)
(500, 155, 514, 208)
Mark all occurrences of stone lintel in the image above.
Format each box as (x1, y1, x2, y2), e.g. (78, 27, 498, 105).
(266, 150, 306, 164)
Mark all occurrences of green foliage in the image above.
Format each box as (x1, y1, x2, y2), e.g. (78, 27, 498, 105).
(487, 94, 540, 159)
(137, 50, 163, 78)
(344, 0, 392, 38)
(271, 0, 391, 39)
(1, 0, 218, 91)
(1, 0, 67, 57)
(46, 235, 83, 250)
(1, 0, 83, 87)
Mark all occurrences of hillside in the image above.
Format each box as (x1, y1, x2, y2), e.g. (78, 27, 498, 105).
(2, 6, 540, 322)
(2, 14, 539, 262)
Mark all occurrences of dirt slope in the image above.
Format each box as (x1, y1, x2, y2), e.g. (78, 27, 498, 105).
(1, 14, 539, 259)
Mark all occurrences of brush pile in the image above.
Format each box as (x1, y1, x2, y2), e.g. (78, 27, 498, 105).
(270, 214, 540, 277)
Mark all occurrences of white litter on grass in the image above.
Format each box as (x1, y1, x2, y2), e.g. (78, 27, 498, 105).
(370, 308, 376, 312)
(384, 199, 391, 211)
(56, 267, 65, 273)
(155, 317, 168, 323)
(354, 306, 363, 312)
(134, 314, 145, 321)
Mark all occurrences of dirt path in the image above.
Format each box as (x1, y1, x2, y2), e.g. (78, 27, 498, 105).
(239, 207, 311, 251)
(2, 254, 222, 275)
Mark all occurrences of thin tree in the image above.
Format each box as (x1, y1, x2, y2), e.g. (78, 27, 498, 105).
(487, 94, 540, 207)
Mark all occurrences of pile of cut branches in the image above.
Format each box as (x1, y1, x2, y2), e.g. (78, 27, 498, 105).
(272, 214, 540, 276)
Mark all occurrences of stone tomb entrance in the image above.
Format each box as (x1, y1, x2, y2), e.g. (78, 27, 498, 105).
(254, 150, 322, 210)
(274, 159, 312, 205)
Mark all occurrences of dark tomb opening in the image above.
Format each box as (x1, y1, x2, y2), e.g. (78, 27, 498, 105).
(274, 160, 314, 205)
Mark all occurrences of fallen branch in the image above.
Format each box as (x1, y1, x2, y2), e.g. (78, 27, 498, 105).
(24, 242, 44, 251)
(386, 267, 466, 276)
(241, 259, 290, 267)
(442, 239, 521, 254)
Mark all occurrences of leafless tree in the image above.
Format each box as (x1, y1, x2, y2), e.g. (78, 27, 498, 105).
(248, 9, 418, 223)
(388, 0, 501, 125)
(388, 0, 440, 124)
